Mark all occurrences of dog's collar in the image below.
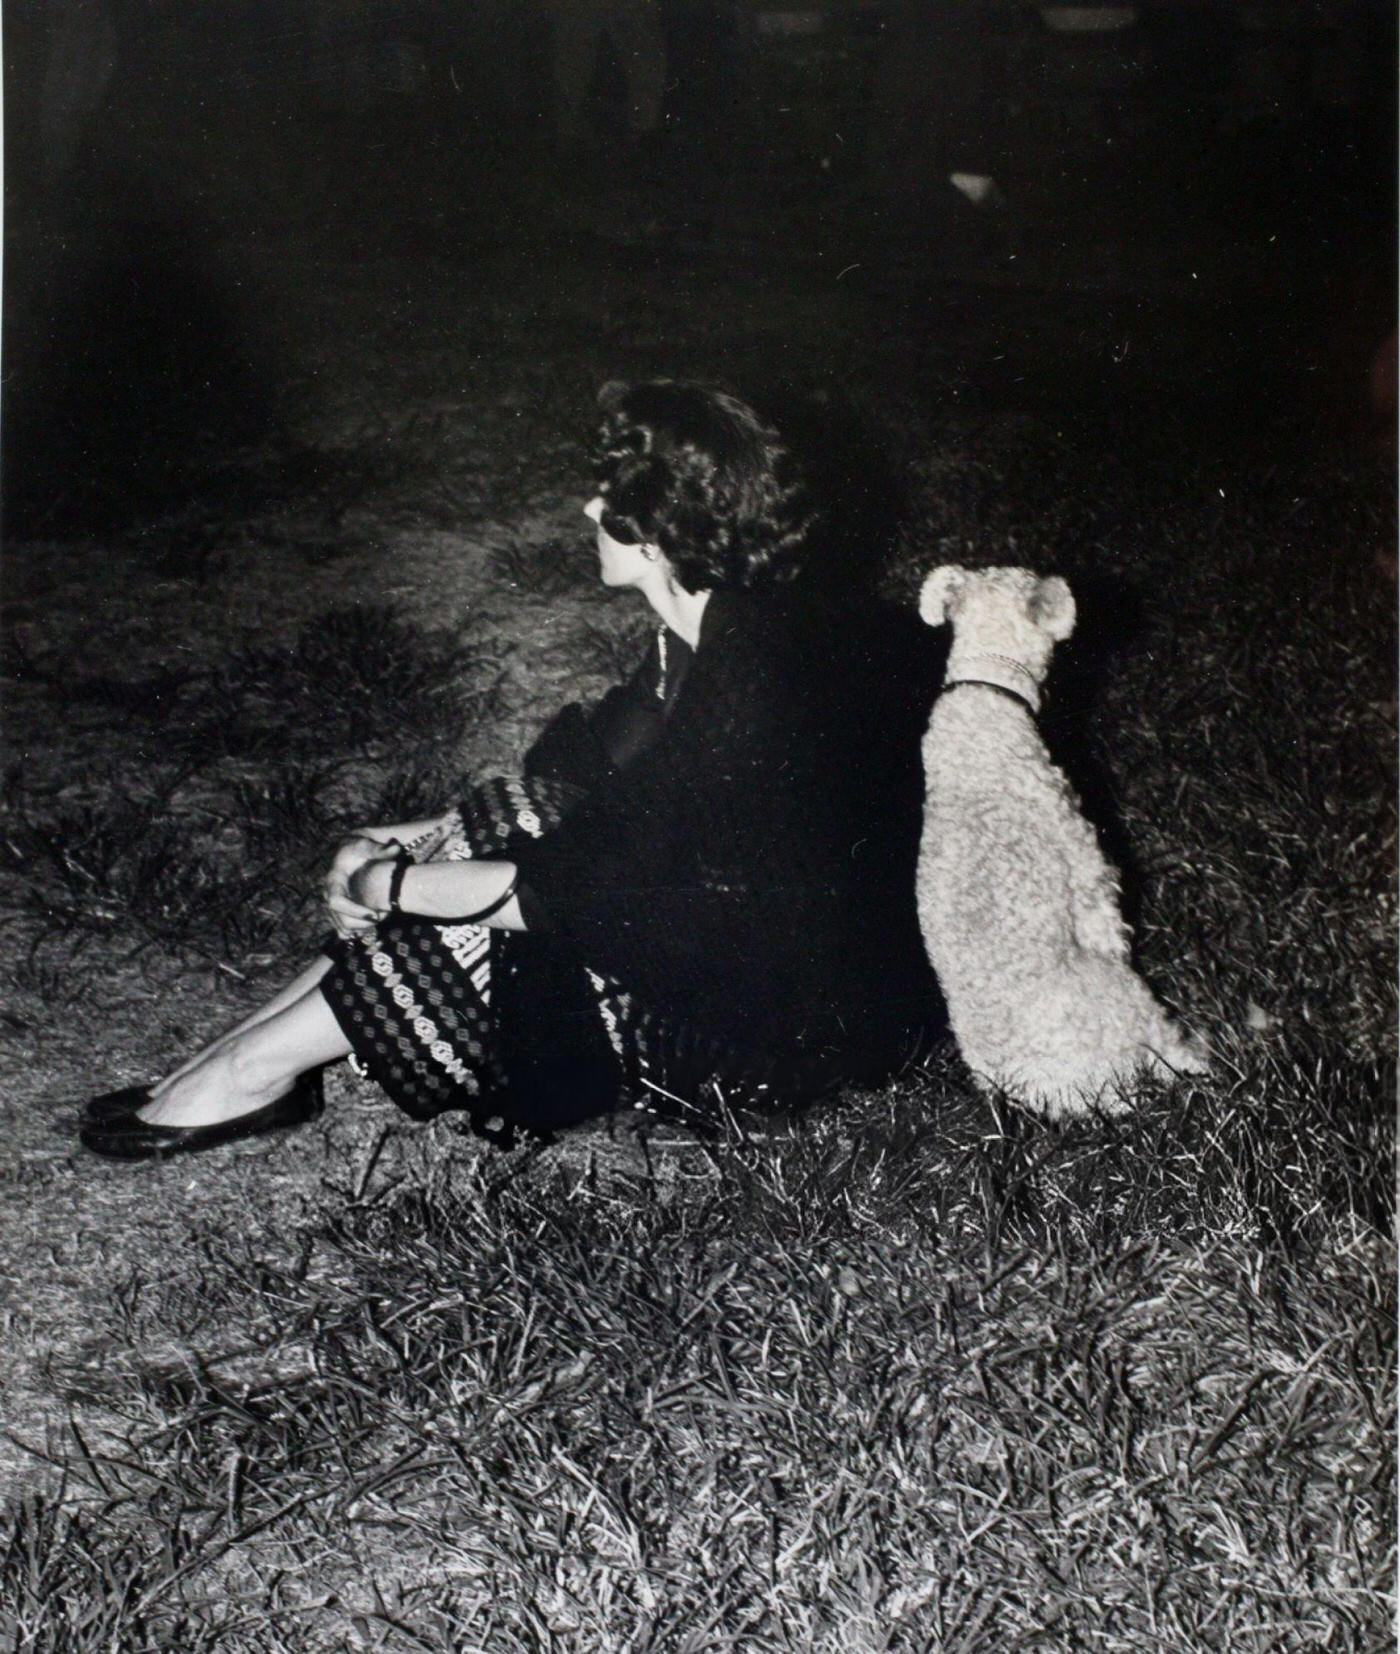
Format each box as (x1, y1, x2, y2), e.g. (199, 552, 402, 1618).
(942, 652, 1041, 715)
(941, 678, 1039, 716)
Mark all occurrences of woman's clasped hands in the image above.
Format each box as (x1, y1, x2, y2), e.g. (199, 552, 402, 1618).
(324, 834, 402, 937)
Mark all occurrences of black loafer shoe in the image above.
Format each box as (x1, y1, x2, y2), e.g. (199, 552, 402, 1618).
(79, 1069, 324, 1161)
(81, 1083, 156, 1126)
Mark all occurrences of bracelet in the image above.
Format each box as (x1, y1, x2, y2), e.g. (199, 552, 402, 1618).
(385, 846, 413, 915)
(443, 867, 520, 926)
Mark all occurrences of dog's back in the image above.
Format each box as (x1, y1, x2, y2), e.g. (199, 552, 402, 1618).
(916, 565, 1207, 1115)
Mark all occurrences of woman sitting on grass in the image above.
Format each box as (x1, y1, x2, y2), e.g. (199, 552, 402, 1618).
(81, 381, 944, 1160)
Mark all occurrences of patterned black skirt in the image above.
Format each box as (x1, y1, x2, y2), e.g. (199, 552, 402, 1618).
(319, 778, 812, 1143)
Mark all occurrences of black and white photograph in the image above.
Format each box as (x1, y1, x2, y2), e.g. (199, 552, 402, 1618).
(1, 2, 1395, 1647)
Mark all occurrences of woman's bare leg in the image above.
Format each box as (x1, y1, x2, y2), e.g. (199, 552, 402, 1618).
(159, 956, 335, 1087)
(139, 978, 351, 1129)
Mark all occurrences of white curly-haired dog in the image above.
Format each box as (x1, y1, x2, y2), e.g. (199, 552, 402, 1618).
(916, 564, 1207, 1118)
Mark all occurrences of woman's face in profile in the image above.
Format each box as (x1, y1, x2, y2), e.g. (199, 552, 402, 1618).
(585, 495, 655, 590)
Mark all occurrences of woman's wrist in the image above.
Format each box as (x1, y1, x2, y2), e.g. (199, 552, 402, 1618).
(354, 816, 447, 848)
(348, 855, 397, 913)
(385, 846, 412, 914)
(345, 858, 523, 929)
(394, 862, 522, 925)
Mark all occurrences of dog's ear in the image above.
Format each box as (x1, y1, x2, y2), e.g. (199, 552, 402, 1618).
(1031, 575, 1076, 641)
(919, 565, 965, 626)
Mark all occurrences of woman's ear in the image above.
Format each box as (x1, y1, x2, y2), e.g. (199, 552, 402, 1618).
(1031, 575, 1076, 641)
(918, 565, 966, 627)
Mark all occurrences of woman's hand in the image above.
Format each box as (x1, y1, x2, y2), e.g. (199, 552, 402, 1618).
(345, 852, 401, 913)
(325, 836, 397, 938)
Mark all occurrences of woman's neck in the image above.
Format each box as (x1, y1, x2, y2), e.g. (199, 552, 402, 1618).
(644, 577, 711, 649)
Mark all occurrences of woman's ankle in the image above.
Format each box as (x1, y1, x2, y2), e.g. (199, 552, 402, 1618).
(222, 1034, 301, 1107)
(140, 1043, 288, 1126)
(156, 1039, 230, 1094)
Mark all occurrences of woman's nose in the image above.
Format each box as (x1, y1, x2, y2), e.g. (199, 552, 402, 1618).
(584, 496, 604, 524)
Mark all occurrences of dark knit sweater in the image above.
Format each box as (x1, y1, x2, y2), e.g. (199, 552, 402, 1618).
(510, 586, 946, 1085)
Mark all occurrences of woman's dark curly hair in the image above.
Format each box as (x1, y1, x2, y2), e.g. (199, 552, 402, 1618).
(592, 380, 814, 593)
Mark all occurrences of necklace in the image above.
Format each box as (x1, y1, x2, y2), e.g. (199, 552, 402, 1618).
(656, 626, 668, 701)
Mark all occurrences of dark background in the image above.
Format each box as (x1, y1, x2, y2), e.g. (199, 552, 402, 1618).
(3, 0, 1395, 536)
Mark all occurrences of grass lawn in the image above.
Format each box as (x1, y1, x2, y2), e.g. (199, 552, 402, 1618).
(0, 230, 1393, 1652)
